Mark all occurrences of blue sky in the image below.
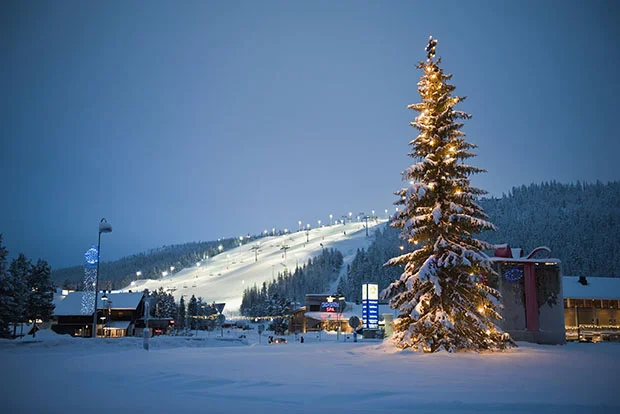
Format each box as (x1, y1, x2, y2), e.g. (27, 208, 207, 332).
(2, 0, 619, 269)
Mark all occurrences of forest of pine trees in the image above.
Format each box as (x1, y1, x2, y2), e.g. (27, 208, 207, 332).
(0, 235, 55, 338)
(240, 248, 343, 317)
(339, 181, 620, 304)
(47, 181, 619, 296)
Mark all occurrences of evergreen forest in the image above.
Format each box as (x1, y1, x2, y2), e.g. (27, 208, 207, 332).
(338, 181, 620, 302)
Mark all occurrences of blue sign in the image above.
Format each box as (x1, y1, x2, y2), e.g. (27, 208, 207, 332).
(84, 246, 99, 269)
(504, 268, 523, 281)
(320, 302, 340, 313)
(362, 299, 379, 329)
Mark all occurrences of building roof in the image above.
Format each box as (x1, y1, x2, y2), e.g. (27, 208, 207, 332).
(562, 276, 620, 300)
(54, 291, 144, 316)
(490, 257, 561, 264)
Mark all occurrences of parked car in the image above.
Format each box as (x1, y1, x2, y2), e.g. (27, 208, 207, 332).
(268, 336, 287, 344)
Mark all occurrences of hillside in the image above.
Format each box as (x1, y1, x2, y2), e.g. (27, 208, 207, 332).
(122, 220, 383, 313)
(338, 181, 620, 301)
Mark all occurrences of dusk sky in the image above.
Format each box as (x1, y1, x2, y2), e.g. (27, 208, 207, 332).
(2, 1, 619, 269)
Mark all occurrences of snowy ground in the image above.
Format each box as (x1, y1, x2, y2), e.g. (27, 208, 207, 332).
(122, 220, 383, 313)
(2, 329, 618, 413)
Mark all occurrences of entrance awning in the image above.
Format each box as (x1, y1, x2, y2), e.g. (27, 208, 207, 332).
(104, 321, 131, 330)
(304, 311, 358, 321)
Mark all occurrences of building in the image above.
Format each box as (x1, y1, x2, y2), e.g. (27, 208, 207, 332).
(489, 245, 565, 345)
(563, 275, 620, 342)
(52, 291, 146, 337)
(289, 294, 397, 335)
(290, 294, 356, 334)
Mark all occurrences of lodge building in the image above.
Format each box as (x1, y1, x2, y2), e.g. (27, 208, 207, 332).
(52, 291, 146, 337)
(563, 276, 620, 342)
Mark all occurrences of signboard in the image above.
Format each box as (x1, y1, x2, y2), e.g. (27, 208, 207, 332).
(362, 283, 379, 329)
(320, 302, 340, 313)
(348, 316, 360, 329)
(214, 303, 226, 314)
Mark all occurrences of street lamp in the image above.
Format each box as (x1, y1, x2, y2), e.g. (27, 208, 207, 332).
(93, 218, 112, 338)
(329, 214, 333, 226)
(298, 221, 302, 231)
(101, 295, 112, 337)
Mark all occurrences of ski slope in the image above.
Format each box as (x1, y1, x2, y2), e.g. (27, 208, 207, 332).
(122, 220, 386, 313)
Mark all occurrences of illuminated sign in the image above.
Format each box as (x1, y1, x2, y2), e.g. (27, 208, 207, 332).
(321, 302, 340, 313)
(362, 284, 379, 329)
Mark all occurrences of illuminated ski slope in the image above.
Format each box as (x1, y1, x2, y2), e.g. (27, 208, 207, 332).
(123, 220, 386, 313)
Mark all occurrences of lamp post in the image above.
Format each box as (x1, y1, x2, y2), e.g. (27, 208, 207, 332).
(92, 218, 112, 338)
(101, 294, 112, 337)
(329, 214, 333, 226)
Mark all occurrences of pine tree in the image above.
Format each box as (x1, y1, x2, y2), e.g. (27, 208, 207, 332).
(187, 295, 198, 330)
(383, 37, 513, 352)
(177, 296, 186, 330)
(8, 253, 31, 337)
(0, 235, 14, 338)
(26, 259, 56, 336)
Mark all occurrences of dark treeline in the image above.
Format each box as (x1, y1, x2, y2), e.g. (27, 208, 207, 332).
(479, 181, 620, 277)
(52, 234, 269, 290)
(338, 181, 620, 301)
(240, 248, 344, 317)
(337, 225, 403, 302)
(0, 235, 55, 338)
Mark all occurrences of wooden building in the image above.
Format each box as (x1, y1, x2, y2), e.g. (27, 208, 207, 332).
(562, 276, 620, 342)
(52, 291, 145, 337)
(289, 294, 354, 334)
(489, 245, 565, 345)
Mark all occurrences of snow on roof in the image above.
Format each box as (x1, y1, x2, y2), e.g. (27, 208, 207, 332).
(53, 291, 144, 316)
(490, 257, 561, 264)
(562, 276, 620, 300)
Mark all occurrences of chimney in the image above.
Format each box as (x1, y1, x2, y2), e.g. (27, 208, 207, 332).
(494, 244, 512, 258)
(578, 276, 588, 286)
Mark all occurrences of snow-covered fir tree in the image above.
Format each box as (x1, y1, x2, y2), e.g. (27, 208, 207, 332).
(0, 235, 14, 338)
(26, 259, 55, 336)
(177, 296, 186, 330)
(187, 295, 198, 330)
(382, 37, 513, 352)
(8, 253, 30, 337)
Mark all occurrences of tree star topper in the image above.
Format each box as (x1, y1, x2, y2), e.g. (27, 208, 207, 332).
(426, 35, 438, 60)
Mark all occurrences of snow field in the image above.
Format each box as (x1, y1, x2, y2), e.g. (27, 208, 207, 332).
(2, 328, 619, 414)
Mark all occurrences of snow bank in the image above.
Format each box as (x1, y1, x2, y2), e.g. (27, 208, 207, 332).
(2, 328, 618, 414)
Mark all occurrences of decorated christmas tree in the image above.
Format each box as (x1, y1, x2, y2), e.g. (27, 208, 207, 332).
(383, 37, 514, 352)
